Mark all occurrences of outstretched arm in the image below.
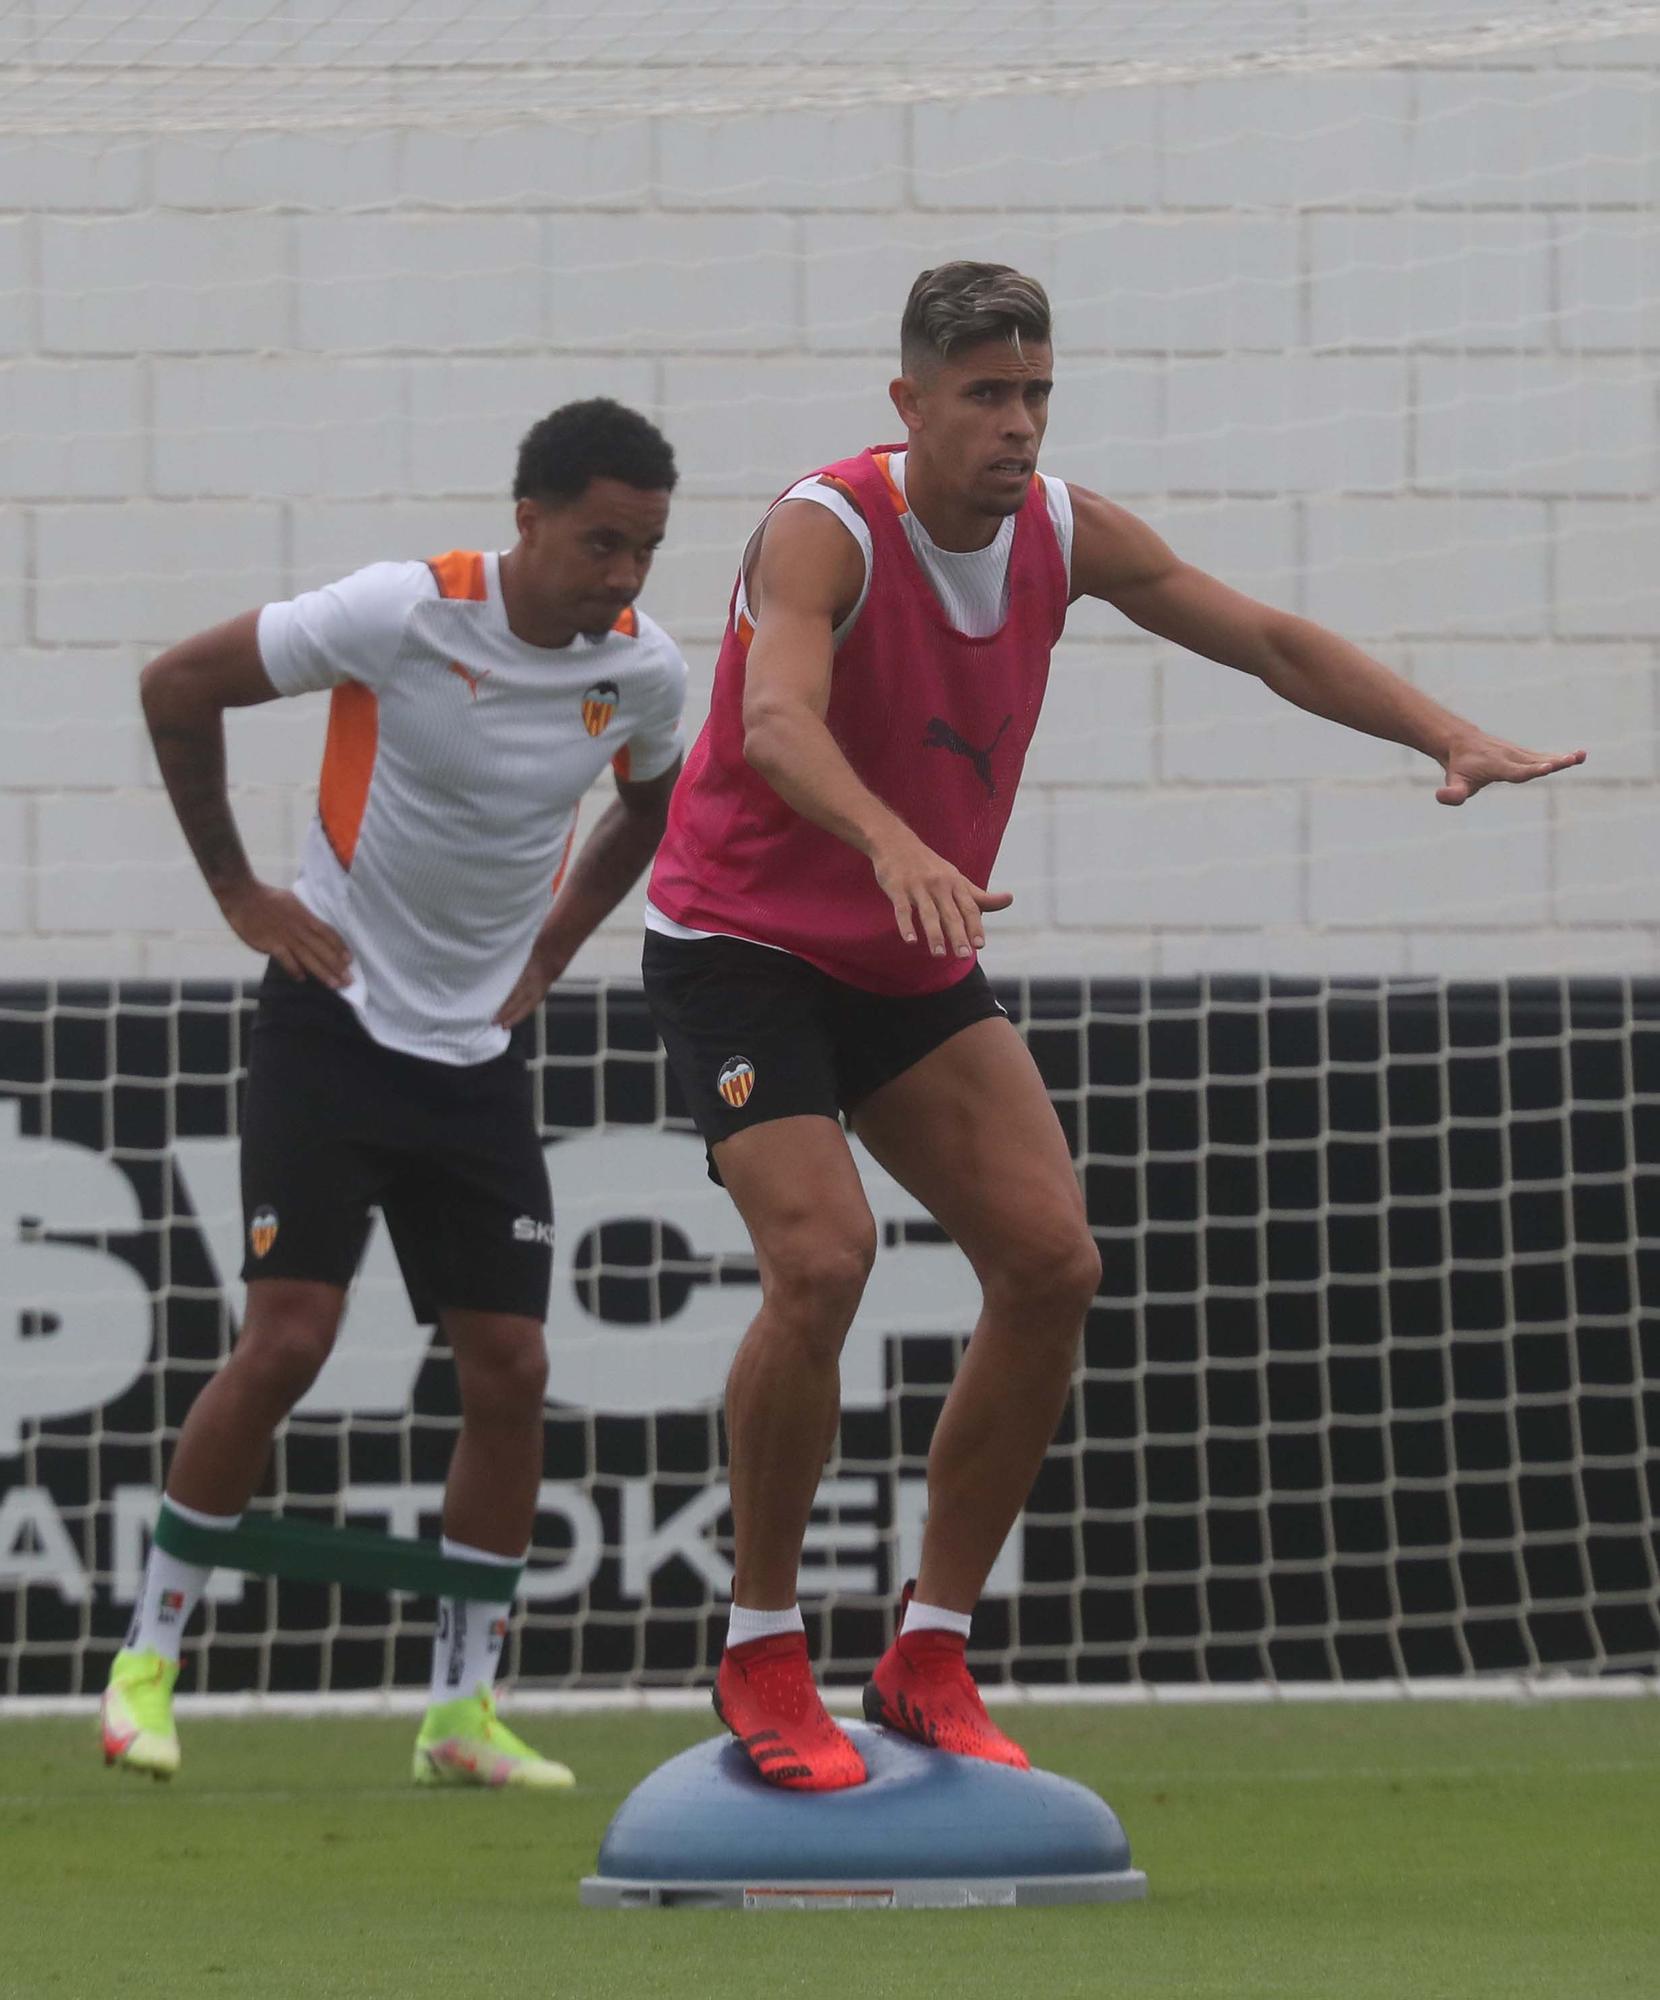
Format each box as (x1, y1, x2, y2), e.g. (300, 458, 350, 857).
(139, 612, 352, 984)
(494, 759, 683, 1028)
(1067, 485, 1586, 804)
(740, 499, 1013, 959)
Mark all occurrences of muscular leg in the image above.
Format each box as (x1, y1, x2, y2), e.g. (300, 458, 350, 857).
(442, 1310, 549, 1556)
(852, 1017, 1101, 1614)
(714, 1115, 878, 1608)
(165, 1278, 346, 1515)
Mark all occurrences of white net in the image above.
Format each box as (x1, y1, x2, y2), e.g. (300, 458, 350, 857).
(2, 0, 1657, 1698)
(7, 4, 1660, 132)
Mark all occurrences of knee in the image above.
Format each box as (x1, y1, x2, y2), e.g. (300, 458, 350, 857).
(986, 1221, 1101, 1332)
(764, 1222, 878, 1341)
(458, 1328, 548, 1424)
(234, 1304, 338, 1405)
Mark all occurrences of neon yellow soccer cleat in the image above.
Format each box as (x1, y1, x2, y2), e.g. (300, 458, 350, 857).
(101, 1648, 181, 1780)
(412, 1687, 575, 1790)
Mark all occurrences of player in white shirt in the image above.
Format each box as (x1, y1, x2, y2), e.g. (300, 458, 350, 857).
(102, 400, 688, 1789)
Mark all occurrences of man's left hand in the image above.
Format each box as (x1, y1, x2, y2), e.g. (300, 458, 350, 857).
(494, 943, 568, 1029)
(1436, 733, 1586, 807)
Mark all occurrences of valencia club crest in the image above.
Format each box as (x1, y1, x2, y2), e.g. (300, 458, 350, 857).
(582, 680, 619, 737)
(717, 1057, 756, 1109)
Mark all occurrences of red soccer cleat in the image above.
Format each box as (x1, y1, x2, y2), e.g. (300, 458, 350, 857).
(713, 1632, 867, 1792)
(863, 1600, 1031, 1770)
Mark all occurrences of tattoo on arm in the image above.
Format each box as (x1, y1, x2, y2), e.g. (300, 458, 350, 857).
(148, 714, 253, 901)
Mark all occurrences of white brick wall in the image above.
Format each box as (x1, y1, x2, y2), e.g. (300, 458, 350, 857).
(0, 793, 27, 931)
(152, 359, 409, 500)
(1557, 215, 1660, 347)
(296, 216, 542, 352)
(544, 215, 798, 352)
(35, 504, 285, 644)
(1162, 74, 1416, 210)
(663, 106, 906, 211)
(1054, 790, 1304, 928)
(3, 29, 1656, 981)
(1163, 357, 1410, 494)
(287, 500, 508, 590)
(913, 93, 1160, 210)
(1411, 72, 1658, 207)
(0, 504, 27, 645)
(1304, 499, 1553, 637)
(663, 358, 897, 499)
(1413, 356, 1657, 497)
(0, 220, 30, 352)
(1055, 218, 1302, 353)
(1307, 215, 1552, 349)
(0, 134, 149, 212)
(0, 362, 145, 501)
(1553, 788, 1660, 921)
(152, 131, 400, 213)
(1307, 786, 1552, 927)
(409, 358, 658, 495)
(0, 649, 148, 789)
(40, 215, 292, 353)
(34, 789, 289, 934)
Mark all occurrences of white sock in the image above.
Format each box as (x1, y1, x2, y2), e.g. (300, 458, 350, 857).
(901, 1596, 973, 1642)
(429, 1537, 521, 1703)
(725, 1603, 806, 1648)
(125, 1496, 241, 1663)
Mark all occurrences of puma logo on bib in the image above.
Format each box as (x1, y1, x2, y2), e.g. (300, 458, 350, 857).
(923, 713, 1013, 798)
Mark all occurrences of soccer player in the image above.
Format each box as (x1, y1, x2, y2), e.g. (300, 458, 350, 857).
(103, 400, 688, 1787)
(643, 263, 1586, 1791)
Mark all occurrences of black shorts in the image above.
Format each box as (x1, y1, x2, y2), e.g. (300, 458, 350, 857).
(238, 964, 553, 1322)
(641, 930, 1005, 1182)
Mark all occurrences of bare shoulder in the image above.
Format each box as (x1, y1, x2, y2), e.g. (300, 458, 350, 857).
(751, 494, 868, 624)
(1063, 483, 1181, 602)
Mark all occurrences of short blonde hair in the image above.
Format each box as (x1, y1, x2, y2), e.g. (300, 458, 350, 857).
(900, 262, 1052, 374)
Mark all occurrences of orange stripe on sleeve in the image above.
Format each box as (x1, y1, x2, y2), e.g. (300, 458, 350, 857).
(611, 746, 633, 782)
(426, 550, 486, 601)
(873, 454, 908, 517)
(317, 682, 378, 871)
(551, 817, 577, 896)
(816, 473, 867, 517)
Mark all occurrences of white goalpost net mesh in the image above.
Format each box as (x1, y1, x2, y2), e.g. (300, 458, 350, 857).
(2, 0, 1657, 1698)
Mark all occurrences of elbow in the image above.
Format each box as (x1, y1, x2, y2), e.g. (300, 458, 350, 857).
(138, 654, 176, 726)
(741, 712, 782, 780)
(1256, 613, 1307, 689)
(742, 693, 808, 781)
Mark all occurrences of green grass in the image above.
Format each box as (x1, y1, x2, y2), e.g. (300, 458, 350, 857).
(4, 1700, 1658, 1998)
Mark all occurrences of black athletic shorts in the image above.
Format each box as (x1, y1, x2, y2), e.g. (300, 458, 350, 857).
(641, 929, 1005, 1182)
(238, 963, 553, 1322)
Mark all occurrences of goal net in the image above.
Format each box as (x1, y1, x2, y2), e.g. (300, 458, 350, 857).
(2, 1, 1657, 1700)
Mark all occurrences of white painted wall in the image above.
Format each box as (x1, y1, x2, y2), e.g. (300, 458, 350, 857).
(2, 25, 1657, 982)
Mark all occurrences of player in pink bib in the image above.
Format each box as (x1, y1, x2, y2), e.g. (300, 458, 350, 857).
(644, 262, 1585, 1790)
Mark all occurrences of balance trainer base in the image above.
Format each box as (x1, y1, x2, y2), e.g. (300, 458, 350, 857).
(580, 1721, 1148, 1910)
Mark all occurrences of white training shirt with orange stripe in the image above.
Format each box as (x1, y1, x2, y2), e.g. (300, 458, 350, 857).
(257, 548, 688, 1065)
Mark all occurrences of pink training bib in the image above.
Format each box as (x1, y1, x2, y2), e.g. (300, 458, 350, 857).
(649, 444, 1069, 995)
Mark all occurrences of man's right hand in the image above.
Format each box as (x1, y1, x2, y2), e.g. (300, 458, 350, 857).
(871, 834, 1013, 959)
(218, 881, 352, 988)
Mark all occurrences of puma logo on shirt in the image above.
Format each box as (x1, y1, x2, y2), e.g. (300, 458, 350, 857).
(446, 660, 492, 700)
(923, 713, 1013, 798)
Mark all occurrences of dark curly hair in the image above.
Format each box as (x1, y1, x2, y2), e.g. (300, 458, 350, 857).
(513, 398, 678, 505)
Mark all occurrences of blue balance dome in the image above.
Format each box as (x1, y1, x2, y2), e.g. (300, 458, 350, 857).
(581, 1721, 1147, 1909)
